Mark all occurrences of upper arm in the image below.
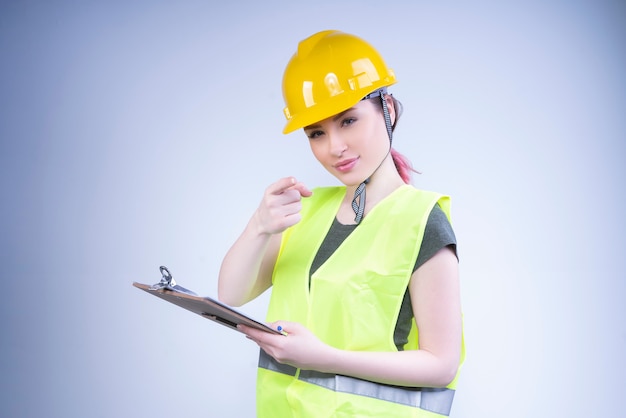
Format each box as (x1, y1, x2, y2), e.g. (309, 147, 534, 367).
(409, 245, 462, 379)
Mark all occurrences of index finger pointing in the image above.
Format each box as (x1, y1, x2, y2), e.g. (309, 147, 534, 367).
(268, 177, 298, 195)
(290, 182, 313, 198)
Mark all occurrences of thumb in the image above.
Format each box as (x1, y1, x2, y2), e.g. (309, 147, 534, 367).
(269, 320, 300, 334)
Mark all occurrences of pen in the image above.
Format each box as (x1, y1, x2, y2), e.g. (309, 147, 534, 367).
(277, 325, 288, 336)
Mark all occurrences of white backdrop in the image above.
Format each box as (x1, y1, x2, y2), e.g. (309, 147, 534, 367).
(1, 1, 624, 417)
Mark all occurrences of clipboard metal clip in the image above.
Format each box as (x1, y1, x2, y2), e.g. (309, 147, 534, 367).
(149, 266, 198, 296)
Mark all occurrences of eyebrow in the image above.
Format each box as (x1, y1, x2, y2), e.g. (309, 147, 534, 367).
(304, 108, 355, 130)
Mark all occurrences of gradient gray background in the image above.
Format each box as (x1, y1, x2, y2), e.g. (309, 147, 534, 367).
(1, 1, 624, 417)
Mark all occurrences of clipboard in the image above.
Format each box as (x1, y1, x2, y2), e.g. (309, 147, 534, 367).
(133, 266, 281, 335)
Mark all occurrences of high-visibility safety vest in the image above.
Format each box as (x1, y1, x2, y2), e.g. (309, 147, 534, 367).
(257, 185, 465, 417)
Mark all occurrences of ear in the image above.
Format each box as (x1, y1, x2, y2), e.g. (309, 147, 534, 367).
(384, 94, 396, 126)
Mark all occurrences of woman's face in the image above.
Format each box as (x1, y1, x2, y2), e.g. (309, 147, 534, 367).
(303, 98, 393, 187)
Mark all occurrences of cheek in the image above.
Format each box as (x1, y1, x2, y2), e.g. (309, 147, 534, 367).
(308, 142, 326, 164)
(355, 121, 387, 149)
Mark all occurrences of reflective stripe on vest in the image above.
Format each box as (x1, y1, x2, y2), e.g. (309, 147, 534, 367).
(259, 351, 455, 416)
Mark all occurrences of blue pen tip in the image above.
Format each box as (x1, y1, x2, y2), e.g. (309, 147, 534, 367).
(277, 326, 282, 331)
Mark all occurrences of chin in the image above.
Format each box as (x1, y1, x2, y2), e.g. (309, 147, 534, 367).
(337, 174, 364, 187)
(327, 167, 366, 187)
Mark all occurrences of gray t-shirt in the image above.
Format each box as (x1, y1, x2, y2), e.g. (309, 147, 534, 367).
(310, 204, 457, 350)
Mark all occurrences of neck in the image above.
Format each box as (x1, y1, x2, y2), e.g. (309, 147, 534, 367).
(341, 155, 405, 223)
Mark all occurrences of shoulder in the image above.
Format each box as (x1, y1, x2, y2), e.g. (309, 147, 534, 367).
(427, 204, 454, 232)
(425, 203, 456, 248)
(390, 186, 451, 222)
(414, 203, 457, 271)
(397, 186, 448, 207)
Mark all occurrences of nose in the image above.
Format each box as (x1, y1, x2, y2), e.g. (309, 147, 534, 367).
(328, 132, 347, 157)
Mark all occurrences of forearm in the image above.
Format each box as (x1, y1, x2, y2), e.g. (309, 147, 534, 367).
(319, 347, 459, 388)
(217, 212, 276, 306)
(243, 321, 460, 389)
(218, 177, 311, 306)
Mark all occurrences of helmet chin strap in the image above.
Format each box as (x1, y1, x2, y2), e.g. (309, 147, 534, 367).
(351, 88, 393, 224)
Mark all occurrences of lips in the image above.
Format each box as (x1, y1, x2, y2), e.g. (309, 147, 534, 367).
(334, 157, 358, 173)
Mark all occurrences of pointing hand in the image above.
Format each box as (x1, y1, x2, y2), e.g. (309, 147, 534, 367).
(254, 177, 312, 235)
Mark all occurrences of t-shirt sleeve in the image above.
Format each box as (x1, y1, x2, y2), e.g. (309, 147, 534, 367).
(413, 203, 457, 272)
(395, 203, 459, 350)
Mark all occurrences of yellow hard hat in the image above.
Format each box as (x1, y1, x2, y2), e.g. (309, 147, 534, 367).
(281, 30, 397, 134)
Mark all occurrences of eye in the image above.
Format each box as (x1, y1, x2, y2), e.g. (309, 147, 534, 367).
(342, 117, 357, 127)
(306, 130, 324, 140)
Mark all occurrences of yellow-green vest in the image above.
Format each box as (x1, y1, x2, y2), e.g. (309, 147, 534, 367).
(257, 185, 464, 417)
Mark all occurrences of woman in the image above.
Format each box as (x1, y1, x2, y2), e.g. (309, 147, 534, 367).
(218, 30, 464, 417)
